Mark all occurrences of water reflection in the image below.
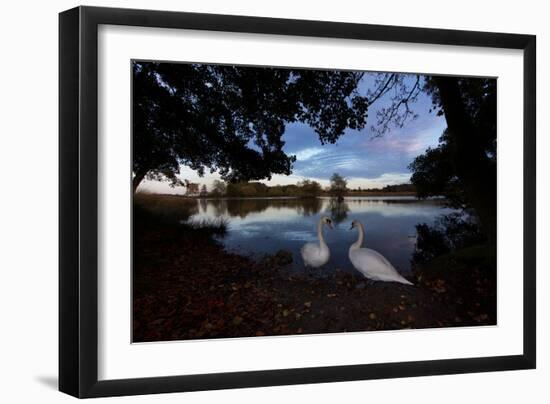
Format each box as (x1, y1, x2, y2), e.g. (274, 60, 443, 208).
(190, 196, 454, 274)
(198, 197, 323, 219)
(326, 199, 350, 224)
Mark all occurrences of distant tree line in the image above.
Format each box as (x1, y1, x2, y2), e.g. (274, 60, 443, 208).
(347, 183, 416, 193)
(225, 179, 323, 198)
(187, 173, 415, 198)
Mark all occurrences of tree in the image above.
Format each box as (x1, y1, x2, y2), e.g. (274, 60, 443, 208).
(429, 76, 496, 242)
(367, 73, 496, 242)
(329, 173, 348, 200)
(210, 180, 227, 196)
(225, 182, 269, 197)
(200, 184, 208, 196)
(381, 183, 416, 193)
(185, 181, 199, 196)
(409, 130, 467, 210)
(132, 62, 368, 192)
(297, 179, 322, 197)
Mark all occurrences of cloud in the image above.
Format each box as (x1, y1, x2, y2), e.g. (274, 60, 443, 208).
(363, 134, 425, 156)
(293, 147, 325, 161)
(286, 109, 446, 181)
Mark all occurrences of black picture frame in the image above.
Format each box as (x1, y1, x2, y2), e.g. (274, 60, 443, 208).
(59, 5, 536, 398)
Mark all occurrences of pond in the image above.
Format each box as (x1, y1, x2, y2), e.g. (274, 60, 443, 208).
(189, 196, 455, 275)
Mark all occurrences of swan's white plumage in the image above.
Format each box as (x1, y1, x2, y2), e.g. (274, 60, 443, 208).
(349, 248, 412, 284)
(301, 217, 332, 267)
(348, 220, 413, 285)
(301, 242, 329, 268)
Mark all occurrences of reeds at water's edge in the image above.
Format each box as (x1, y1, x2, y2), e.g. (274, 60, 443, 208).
(134, 192, 228, 236)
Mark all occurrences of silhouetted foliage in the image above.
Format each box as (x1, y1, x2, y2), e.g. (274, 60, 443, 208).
(409, 131, 467, 210)
(403, 76, 497, 260)
(380, 183, 416, 193)
(225, 182, 267, 198)
(133, 61, 368, 191)
(365, 73, 423, 136)
(296, 179, 323, 197)
(209, 180, 227, 197)
(372, 74, 498, 241)
(329, 173, 348, 199)
(424, 77, 496, 241)
(412, 213, 487, 264)
(346, 183, 416, 195)
(221, 180, 324, 198)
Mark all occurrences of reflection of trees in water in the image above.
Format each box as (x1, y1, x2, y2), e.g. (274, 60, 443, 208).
(198, 198, 208, 213)
(335, 198, 440, 207)
(202, 197, 323, 219)
(294, 198, 323, 216)
(227, 199, 270, 218)
(326, 198, 350, 224)
(202, 197, 437, 222)
(201, 198, 228, 217)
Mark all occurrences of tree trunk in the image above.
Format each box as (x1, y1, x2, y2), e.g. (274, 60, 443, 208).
(434, 77, 497, 243)
(132, 170, 147, 193)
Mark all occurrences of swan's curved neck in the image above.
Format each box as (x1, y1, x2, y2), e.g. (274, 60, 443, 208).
(317, 219, 327, 248)
(351, 223, 364, 250)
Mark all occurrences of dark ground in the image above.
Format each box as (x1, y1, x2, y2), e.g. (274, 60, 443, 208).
(132, 203, 496, 342)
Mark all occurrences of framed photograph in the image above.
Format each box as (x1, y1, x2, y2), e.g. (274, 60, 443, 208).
(59, 6, 536, 398)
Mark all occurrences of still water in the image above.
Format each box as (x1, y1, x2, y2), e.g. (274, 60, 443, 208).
(190, 196, 454, 274)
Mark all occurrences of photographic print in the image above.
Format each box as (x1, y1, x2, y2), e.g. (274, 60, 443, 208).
(132, 61, 497, 343)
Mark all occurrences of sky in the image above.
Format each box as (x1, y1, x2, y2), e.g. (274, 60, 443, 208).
(139, 73, 447, 194)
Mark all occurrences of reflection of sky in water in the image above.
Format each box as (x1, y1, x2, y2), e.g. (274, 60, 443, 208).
(190, 197, 454, 274)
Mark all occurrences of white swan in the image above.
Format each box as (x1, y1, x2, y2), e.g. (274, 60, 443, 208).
(349, 219, 413, 285)
(301, 216, 333, 267)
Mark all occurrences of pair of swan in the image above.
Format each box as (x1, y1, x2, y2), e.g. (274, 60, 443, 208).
(300, 216, 413, 285)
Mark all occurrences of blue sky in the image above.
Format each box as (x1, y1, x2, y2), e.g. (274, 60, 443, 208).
(140, 74, 447, 194)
